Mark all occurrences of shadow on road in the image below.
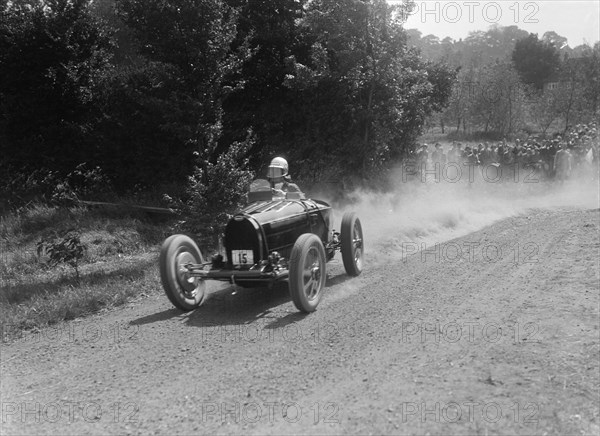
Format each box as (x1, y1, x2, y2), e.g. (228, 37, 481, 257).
(325, 272, 353, 287)
(130, 307, 183, 326)
(184, 281, 292, 327)
(264, 312, 308, 330)
(130, 271, 351, 329)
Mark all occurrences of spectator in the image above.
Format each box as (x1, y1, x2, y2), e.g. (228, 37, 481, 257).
(431, 143, 446, 166)
(553, 143, 573, 182)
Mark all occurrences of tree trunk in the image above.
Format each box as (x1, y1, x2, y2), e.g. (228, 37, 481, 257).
(363, 82, 374, 176)
(563, 80, 576, 133)
(362, 8, 374, 178)
(507, 85, 513, 133)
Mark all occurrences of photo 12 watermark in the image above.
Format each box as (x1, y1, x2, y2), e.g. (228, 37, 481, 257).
(401, 162, 540, 184)
(1, 401, 139, 424)
(454, 79, 530, 104)
(401, 241, 540, 264)
(400, 320, 541, 344)
(393, 1, 540, 25)
(199, 401, 340, 426)
(198, 320, 358, 344)
(1, 322, 140, 344)
(398, 401, 540, 425)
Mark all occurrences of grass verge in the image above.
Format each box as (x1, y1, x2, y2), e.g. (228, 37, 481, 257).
(1, 204, 177, 342)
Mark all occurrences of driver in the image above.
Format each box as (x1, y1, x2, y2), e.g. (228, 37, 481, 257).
(267, 157, 303, 197)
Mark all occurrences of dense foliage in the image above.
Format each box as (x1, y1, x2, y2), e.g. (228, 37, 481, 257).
(0, 0, 113, 177)
(1, 0, 454, 218)
(407, 26, 600, 137)
(3, 1, 597, 217)
(4, 1, 597, 242)
(512, 33, 560, 90)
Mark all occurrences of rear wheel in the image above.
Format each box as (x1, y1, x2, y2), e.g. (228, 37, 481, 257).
(341, 212, 363, 276)
(289, 234, 326, 313)
(159, 235, 206, 311)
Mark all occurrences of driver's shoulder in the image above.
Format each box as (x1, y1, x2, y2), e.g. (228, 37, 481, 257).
(284, 181, 301, 192)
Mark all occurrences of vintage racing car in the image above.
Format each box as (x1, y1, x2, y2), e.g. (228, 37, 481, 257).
(159, 179, 363, 313)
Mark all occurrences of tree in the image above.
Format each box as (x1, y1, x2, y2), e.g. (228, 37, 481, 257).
(93, 0, 253, 192)
(542, 31, 568, 51)
(0, 0, 113, 175)
(117, 0, 246, 152)
(103, 0, 255, 222)
(577, 42, 600, 115)
(512, 33, 560, 90)
(280, 0, 456, 180)
(221, 0, 310, 167)
(527, 88, 563, 135)
(526, 43, 599, 134)
(473, 63, 526, 135)
(90, 0, 141, 65)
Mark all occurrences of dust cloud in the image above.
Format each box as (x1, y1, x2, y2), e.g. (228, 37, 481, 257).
(332, 164, 599, 261)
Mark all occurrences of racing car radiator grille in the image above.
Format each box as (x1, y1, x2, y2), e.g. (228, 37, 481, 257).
(224, 217, 263, 267)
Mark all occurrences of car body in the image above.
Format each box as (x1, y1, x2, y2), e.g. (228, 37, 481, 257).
(159, 179, 363, 313)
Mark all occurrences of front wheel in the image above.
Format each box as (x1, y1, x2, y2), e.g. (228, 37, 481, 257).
(289, 234, 327, 313)
(341, 212, 363, 276)
(159, 235, 206, 311)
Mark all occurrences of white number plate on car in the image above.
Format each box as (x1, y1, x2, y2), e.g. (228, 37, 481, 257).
(232, 250, 254, 265)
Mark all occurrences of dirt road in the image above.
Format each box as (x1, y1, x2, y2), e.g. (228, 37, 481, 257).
(1, 207, 598, 435)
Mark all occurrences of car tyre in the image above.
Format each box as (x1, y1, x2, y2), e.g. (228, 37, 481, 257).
(289, 234, 327, 312)
(341, 212, 363, 276)
(159, 235, 206, 311)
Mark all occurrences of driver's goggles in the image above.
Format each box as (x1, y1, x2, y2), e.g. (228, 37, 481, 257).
(267, 166, 285, 178)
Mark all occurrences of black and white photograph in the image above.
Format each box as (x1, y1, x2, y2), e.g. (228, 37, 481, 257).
(1, 0, 599, 434)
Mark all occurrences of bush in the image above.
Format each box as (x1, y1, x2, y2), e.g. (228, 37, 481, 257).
(180, 137, 255, 240)
(37, 232, 87, 282)
(0, 164, 114, 211)
(446, 130, 506, 142)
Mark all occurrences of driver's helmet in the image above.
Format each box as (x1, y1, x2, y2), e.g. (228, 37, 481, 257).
(267, 157, 288, 180)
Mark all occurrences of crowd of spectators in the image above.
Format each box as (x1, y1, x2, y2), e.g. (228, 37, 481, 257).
(410, 122, 599, 182)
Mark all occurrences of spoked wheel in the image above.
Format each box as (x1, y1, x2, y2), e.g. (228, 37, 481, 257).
(289, 234, 327, 313)
(159, 235, 206, 311)
(341, 211, 363, 276)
